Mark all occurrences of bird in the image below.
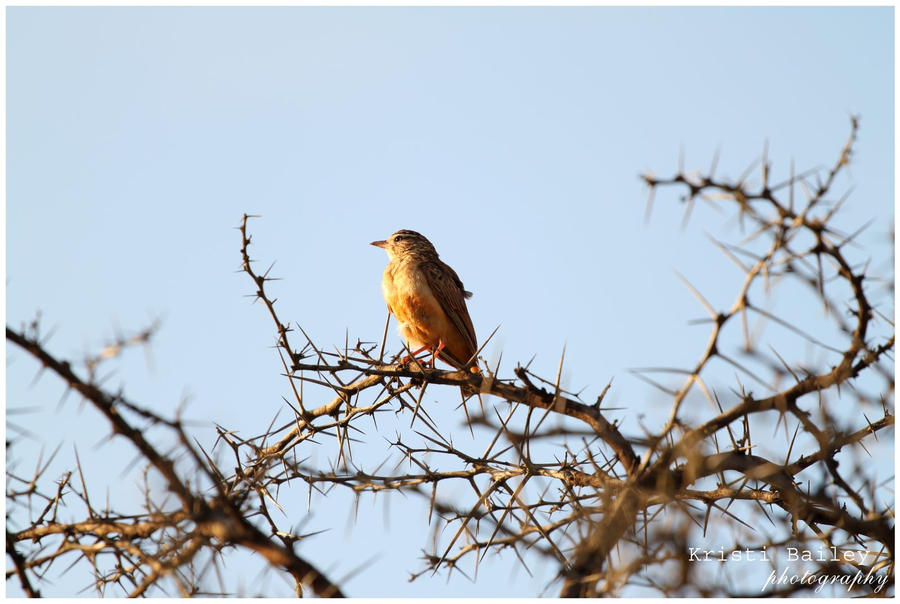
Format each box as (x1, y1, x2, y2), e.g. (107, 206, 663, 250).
(371, 229, 480, 373)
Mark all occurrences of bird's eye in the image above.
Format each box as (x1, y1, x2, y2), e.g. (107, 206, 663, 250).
(393, 235, 405, 242)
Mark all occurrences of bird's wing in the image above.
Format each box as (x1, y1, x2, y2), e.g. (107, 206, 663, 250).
(422, 259, 477, 363)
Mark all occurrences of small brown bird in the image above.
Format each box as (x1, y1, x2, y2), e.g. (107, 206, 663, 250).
(371, 230, 479, 372)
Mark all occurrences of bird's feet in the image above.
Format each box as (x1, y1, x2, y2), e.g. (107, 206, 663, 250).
(400, 342, 445, 369)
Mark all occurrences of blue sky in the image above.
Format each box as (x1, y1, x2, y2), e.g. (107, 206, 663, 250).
(6, 6, 894, 597)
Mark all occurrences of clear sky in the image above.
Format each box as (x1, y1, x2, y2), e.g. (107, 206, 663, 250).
(6, 6, 894, 597)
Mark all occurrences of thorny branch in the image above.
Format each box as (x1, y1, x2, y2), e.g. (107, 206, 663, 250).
(7, 118, 893, 597)
(6, 324, 344, 597)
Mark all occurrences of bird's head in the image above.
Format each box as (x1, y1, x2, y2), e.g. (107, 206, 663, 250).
(370, 229, 438, 261)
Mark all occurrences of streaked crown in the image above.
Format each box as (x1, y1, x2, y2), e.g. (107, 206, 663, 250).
(370, 229, 439, 260)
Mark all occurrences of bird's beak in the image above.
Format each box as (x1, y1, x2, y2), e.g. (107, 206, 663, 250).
(370, 240, 387, 248)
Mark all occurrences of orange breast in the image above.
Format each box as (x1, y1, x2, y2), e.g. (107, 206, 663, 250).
(382, 263, 474, 366)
